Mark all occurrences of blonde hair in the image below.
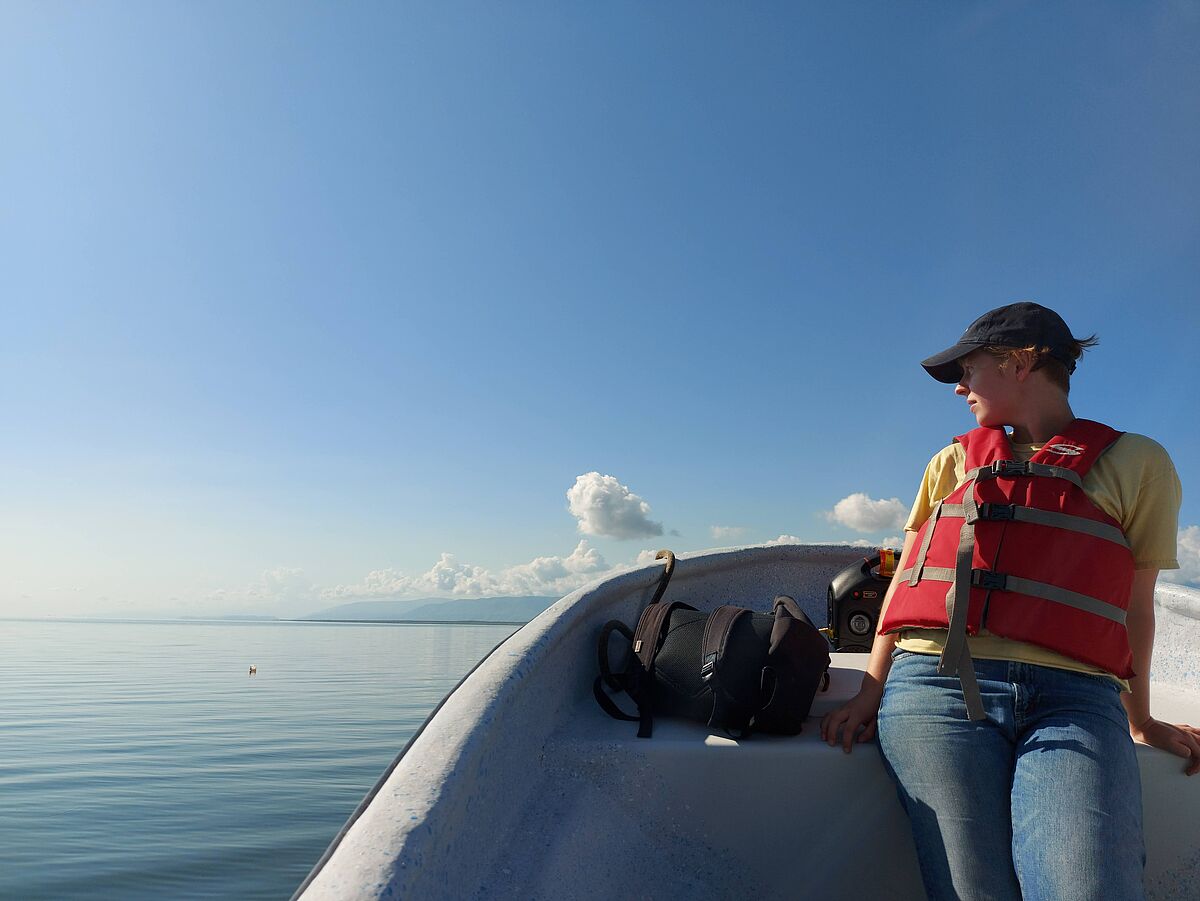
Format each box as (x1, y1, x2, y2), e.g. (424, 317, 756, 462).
(981, 334, 1099, 393)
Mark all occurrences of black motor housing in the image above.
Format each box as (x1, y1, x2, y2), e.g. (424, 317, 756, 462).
(827, 551, 899, 652)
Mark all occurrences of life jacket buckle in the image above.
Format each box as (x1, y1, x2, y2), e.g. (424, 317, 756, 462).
(990, 460, 1030, 477)
(971, 569, 1008, 591)
(979, 503, 1016, 521)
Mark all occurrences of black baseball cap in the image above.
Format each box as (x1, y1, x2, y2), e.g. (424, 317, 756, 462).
(921, 301, 1080, 383)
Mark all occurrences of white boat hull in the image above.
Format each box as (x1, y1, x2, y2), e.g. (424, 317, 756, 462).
(294, 544, 1200, 900)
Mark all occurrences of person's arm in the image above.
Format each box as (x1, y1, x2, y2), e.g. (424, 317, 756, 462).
(820, 529, 921, 753)
(1123, 568, 1200, 776)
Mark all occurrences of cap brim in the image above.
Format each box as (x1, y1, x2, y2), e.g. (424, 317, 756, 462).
(920, 341, 984, 383)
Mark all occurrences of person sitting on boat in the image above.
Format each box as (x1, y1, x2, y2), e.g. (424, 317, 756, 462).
(819, 301, 1199, 900)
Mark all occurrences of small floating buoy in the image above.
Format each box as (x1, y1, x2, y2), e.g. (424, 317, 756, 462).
(248, 665, 257, 676)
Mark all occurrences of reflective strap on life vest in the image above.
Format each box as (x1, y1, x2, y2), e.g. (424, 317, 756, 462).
(981, 504, 1129, 548)
(898, 565, 955, 582)
(938, 475, 985, 720)
(897, 567, 1129, 624)
(986, 573, 1128, 624)
(917, 502, 1129, 549)
(966, 460, 1085, 490)
(908, 498, 944, 586)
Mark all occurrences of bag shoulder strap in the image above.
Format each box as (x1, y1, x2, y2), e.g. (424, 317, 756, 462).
(596, 620, 634, 691)
(633, 600, 694, 672)
(701, 605, 748, 678)
(592, 620, 642, 725)
(592, 676, 641, 723)
(701, 605, 753, 737)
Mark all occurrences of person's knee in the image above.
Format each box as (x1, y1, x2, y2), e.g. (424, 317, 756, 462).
(1012, 839, 1145, 901)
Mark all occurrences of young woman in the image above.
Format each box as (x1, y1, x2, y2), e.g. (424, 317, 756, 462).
(820, 302, 1198, 900)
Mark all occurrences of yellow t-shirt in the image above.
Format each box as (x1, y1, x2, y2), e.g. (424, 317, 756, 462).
(894, 431, 1182, 687)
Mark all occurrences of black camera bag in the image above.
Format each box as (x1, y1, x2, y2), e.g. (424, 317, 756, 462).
(592, 552, 831, 738)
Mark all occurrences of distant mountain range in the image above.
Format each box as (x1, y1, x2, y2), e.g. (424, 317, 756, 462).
(300, 595, 558, 623)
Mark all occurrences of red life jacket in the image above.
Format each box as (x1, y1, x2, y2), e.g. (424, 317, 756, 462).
(878, 419, 1134, 720)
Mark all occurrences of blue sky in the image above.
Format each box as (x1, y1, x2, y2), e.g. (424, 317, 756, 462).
(3, 2, 1197, 617)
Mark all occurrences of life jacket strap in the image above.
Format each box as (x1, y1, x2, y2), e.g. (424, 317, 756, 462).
(977, 504, 1128, 548)
(898, 565, 953, 582)
(937, 638, 985, 722)
(937, 481, 987, 720)
(967, 460, 1084, 490)
(915, 501, 1128, 549)
(971, 571, 1128, 624)
(908, 498, 944, 586)
(897, 566, 1130, 624)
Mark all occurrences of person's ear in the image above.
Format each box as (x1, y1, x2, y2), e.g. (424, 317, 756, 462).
(1011, 350, 1037, 382)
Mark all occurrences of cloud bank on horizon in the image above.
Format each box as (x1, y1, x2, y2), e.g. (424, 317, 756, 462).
(194, 479, 1200, 613)
(218, 482, 913, 611)
(209, 520, 1199, 614)
(319, 539, 632, 602)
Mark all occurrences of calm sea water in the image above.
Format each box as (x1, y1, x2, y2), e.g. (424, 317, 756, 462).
(0, 619, 518, 900)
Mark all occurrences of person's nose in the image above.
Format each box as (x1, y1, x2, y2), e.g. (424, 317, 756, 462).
(954, 380, 969, 397)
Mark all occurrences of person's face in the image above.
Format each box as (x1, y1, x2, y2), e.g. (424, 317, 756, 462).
(953, 349, 1021, 427)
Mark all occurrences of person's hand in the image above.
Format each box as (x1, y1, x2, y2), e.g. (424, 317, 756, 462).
(820, 684, 885, 753)
(1130, 718, 1200, 776)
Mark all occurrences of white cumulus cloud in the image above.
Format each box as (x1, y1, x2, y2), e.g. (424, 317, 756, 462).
(765, 534, 804, 545)
(633, 548, 663, 566)
(1161, 525, 1200, 587)
(566, 472, 663, 539)
(825, 492, 907, 533)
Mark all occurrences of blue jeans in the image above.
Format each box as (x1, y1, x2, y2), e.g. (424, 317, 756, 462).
(877, 650, 1145, 901)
